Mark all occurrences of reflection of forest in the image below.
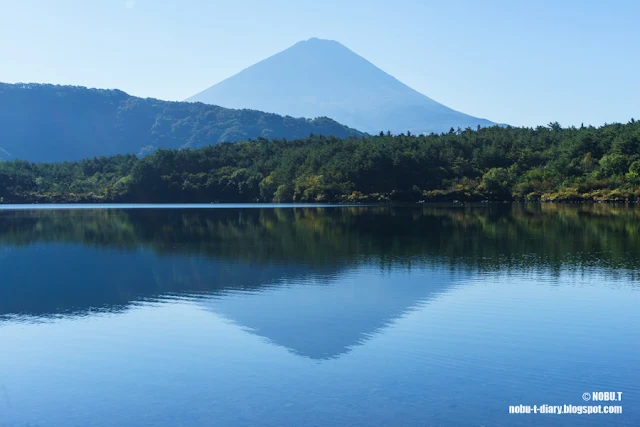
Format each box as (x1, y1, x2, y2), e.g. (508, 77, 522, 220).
(1, 204, 638, 323)
(1, 204, 639, 271)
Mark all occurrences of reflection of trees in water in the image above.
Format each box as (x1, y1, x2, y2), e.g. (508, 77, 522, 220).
(1, 204, 638, 321)
(0, 204, 639, 272)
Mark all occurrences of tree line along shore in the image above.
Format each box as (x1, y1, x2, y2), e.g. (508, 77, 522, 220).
(1, 120, 640, 204)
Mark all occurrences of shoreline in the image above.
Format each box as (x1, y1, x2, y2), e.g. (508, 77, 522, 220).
(1, 200, 639, 207)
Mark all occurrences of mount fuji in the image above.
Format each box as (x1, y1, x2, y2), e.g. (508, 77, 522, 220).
(187, 38, 496, 135)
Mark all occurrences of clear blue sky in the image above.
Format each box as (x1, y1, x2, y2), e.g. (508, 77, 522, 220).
(1, 0, 638, 127)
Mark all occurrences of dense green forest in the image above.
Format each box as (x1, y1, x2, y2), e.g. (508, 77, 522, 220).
(1, 120, 639, 203)
(0, 83, 363, 162)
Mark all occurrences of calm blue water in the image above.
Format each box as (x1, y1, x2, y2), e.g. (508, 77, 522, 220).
(1, 205, 638, 426)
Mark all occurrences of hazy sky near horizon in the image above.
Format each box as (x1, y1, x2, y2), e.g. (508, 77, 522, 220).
(1, 0, 638, 128)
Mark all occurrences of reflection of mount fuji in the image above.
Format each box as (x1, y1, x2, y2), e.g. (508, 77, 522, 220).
(0, 245, 457, 359)
(2, 204, 639, 359)
(200, 267, 457, 359)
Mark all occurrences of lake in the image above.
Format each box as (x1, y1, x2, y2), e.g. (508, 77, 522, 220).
(1, 204, 638, 426)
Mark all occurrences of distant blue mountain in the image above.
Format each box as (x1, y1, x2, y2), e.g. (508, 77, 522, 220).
(0, 82, 363, 162)
(187, 38, 496, 135)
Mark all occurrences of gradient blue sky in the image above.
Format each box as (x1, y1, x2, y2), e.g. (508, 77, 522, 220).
(1, 0, 638, 127)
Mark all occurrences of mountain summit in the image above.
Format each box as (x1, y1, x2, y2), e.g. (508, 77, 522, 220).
(187, 38, 496, 134)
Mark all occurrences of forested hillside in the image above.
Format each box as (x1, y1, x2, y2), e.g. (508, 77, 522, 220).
(0, 83, 363, 162)
(1, 121, 639, 203)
